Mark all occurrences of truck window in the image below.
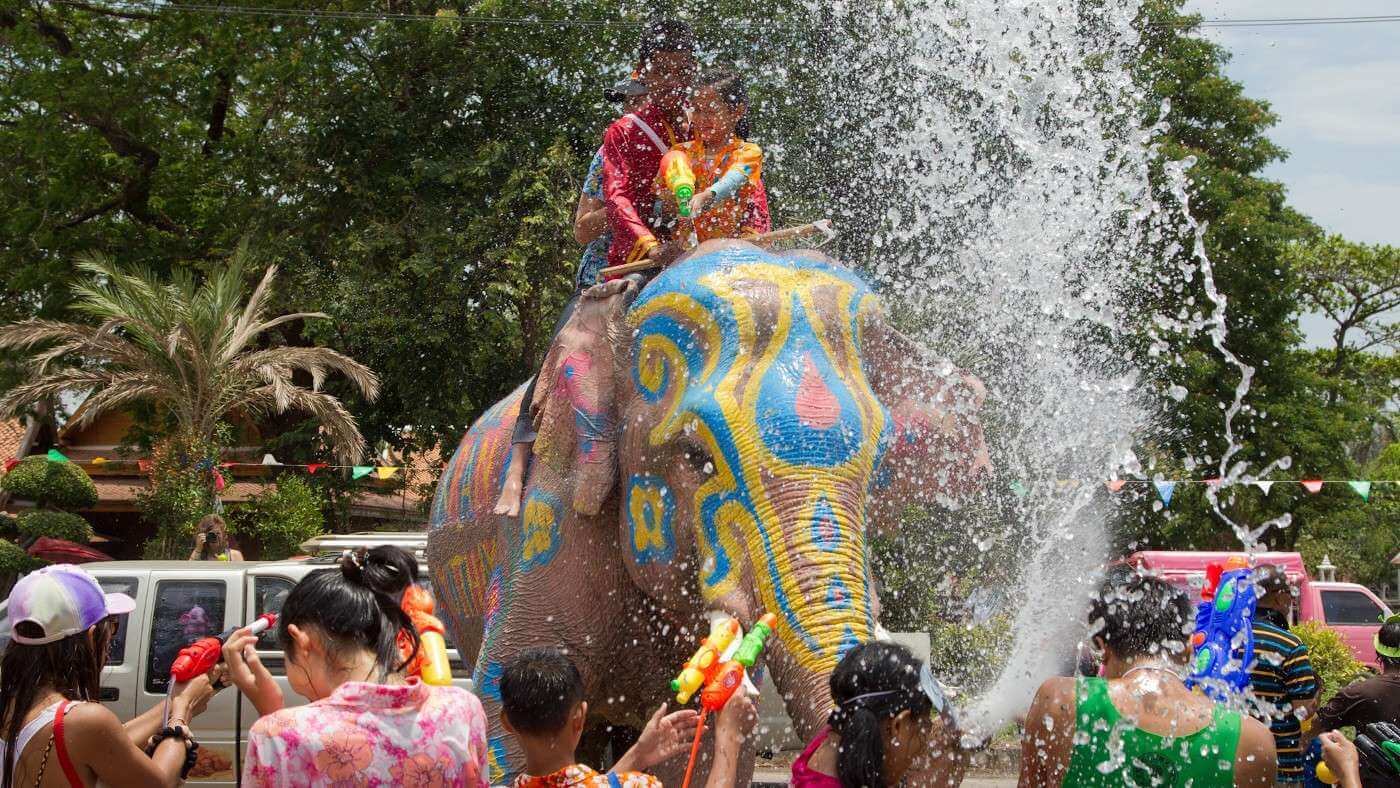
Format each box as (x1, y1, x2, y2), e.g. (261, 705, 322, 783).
(97, 577, 137, 666)
(146, 580, 226, 693)
(253, 576, 295, 653)
(1321, 589, 1385, 626)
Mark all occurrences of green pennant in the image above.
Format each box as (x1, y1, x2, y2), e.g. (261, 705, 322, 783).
(352, 466, 373, 479)
(46, 448, 69, 463)
(1009, 480, 1029, 498)
(1348, 481, 1372, 502)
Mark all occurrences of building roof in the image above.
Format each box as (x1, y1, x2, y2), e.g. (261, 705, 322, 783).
(0, 419, 27, 461)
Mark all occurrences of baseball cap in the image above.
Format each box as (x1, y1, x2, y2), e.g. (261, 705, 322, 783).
(604, 76, 648, 103)
(6, 564, 135, 645)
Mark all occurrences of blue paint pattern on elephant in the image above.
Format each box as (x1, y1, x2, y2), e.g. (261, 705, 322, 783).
(627, 474, 677, 564)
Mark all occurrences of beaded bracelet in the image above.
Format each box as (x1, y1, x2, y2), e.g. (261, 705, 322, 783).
(146, 726, 200, 780)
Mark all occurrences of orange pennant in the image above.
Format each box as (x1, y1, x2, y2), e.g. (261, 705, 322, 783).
(1301, 480, 1324, 494)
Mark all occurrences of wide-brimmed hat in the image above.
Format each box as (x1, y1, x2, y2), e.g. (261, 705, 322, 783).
(604, 76, 648, 103)
(6, 564, 134, 645)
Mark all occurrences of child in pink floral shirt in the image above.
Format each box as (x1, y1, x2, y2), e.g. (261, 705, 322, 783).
(227, 547, 490, 787)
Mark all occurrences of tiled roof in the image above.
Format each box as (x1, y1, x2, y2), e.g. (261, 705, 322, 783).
(0, 419, 27, 461)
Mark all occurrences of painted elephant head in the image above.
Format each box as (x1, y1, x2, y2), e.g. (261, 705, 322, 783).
(523, 240, 990, 734)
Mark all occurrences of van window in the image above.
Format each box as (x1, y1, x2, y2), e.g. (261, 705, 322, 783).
(146, 580, 226, 693)
(97, 577, 137, 666)
(253, 576, 295, 653)
(1321, 590, 1385, 626)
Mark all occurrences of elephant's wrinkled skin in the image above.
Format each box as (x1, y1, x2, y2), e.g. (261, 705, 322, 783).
(427, 241, 989, 783)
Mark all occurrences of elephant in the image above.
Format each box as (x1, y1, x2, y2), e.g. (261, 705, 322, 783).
(426, 240, 990, 784)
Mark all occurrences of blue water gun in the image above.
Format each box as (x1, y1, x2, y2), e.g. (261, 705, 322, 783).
(1185, 556, 1256, 702)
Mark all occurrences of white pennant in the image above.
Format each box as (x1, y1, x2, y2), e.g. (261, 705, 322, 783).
(261, 453, 281, 466)
(1254, 480, 1274, 495)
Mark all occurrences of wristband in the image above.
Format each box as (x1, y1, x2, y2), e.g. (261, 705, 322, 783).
(147, 725, 200, 780)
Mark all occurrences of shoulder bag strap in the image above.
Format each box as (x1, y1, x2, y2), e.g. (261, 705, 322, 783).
(52, 701, 83, 788)
(624, 113, 669, 155)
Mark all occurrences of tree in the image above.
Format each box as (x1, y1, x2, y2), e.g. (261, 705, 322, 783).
(0, 455, 98, 510)
(228, 474, 325, 560)
(1291, 235, 1400, 378)
(0, 250, 379, 463)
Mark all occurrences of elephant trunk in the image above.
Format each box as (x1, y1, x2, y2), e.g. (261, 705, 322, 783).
(752, 491, 875, 740)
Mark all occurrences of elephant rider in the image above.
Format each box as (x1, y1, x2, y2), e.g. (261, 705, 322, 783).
(494, 18, 698, 519)
(500, 647, 756, 788)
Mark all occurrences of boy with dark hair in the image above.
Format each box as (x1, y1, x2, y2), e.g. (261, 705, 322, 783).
(501, 647, 755, 788)
(601, 18, 698, 269)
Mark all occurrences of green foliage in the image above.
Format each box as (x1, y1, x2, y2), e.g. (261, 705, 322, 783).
(228, 475, 326, 560)
(0, 457, 98, 510)
(1292, 621, 1369, 705)
(928, 616, 1012, 694)
(137, 436, 218, 558)
(16, 510, 95, 544)
(0, 512, 16, 538)
(0, 538, 43, 577)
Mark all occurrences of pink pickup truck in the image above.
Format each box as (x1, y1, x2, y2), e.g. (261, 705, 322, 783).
(1128, 550, 1394, 670)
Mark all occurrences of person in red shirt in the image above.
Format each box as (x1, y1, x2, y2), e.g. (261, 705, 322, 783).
(601, 18, 698, 269)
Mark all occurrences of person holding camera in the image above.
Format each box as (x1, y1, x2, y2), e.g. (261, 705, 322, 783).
(188, 514, 243, 562)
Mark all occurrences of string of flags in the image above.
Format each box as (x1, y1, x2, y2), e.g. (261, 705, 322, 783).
(3, 449, 403, 482)
(1009, 477, 1389, 507)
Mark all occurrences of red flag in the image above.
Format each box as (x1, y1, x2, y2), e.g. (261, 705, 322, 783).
(1105, 479, 1126, 492)
(1301, 480, 1324, 494)
(307, 463, 327, 474)
(213, 469, 226, 492)
(3, 458, 18, 473)
(138, 459, 153, 474)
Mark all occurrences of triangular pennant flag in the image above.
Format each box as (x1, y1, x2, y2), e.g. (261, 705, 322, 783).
(352, 466, 373, 479)
(220, 461, 235, 468)
(306, 463, 327, 475)
(1105, 479, 1127, 492)
(138, 459, 153, 474)
(1254, 480, 1274, 495)
(1008, 480, 1028, 498)
(1302, 480, 1324, 494)
(46, 448, 69, 463)
(375, 466, 398, 480)
(91, 457, 107, 465)
(1348, 481, 1372, 502)
(1155, 481, 1176, 507)
(3, 458, 18, 473)
(213, 469, 226, 492)
(261, 453, 281, 466)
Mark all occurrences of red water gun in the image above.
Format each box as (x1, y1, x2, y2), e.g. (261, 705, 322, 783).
(678, 614, 777, 788)
(170, 613, 277, 682)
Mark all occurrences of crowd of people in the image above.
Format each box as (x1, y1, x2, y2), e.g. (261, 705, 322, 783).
(3, 13, 1397, 788)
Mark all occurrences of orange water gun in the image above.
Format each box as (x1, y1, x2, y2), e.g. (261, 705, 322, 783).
(676, 614, 778, 788)
(401, 584, 452, 686)
(660, 149, 697, 218)
(672, 616, 741, 704)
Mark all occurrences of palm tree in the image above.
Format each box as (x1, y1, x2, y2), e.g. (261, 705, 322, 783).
(0, 248, 379, 463)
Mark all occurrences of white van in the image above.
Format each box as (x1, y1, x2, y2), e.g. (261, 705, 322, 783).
(0, 553, 473, 785)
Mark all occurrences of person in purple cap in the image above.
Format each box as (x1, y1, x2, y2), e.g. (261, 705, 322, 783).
(1, 564, 222, 788)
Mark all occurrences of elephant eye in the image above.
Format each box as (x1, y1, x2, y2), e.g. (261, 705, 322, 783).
(679, 440, 716, 477)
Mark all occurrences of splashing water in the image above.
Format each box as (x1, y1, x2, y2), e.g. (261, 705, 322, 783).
(804, 0, 1273, 734)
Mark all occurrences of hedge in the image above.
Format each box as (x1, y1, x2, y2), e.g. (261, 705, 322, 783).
(1, 456, 99, 510)
(1292, 621, 1369, 705)
(0, 538, 42, 576)
(17, 510, 96, 545)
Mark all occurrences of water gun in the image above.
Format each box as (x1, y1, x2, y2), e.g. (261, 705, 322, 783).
(1185, 556, 1256, 702)
(170, 613, 277, 682)
(660, 149, 696, 218)
(699, 613, 777, 712)
(672, 616, 741, 704)
(401, 584, 452, 686)
(1315, 723, 1400, 784)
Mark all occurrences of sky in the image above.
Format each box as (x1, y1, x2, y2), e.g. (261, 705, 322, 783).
(1181, 0, 1399, 346)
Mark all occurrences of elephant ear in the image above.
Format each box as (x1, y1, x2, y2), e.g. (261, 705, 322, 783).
(528, 279, 638, 516)
(862, 320, 991, 526)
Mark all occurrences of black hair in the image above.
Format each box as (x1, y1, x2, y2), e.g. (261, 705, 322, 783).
(1379, 619, 1400, 671)
(637, 18, 695, 68)
(1087, 572, 1192, 660)
(500, 647, 585, 737)
(2, 619, 114, 788)
(696, 68, 751, 140)
(276, 545, 420, 681)
(827, 641, 933, 788)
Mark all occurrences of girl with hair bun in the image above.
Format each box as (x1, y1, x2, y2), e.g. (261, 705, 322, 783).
(224, 545, 489, 787)
(791, 641, 959, 787)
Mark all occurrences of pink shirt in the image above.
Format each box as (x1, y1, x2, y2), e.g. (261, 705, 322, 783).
(243, 678, 489, 788)
(790, 728, 843, 788)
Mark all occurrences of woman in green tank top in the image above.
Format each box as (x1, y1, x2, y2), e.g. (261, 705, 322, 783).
(1018, 574, 1278, 787)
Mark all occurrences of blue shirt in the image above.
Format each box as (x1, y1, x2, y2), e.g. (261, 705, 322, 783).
(576, 148, 609, 291)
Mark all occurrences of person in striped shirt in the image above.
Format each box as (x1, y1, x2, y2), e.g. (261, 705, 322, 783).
(1246, 564, 1320, 784)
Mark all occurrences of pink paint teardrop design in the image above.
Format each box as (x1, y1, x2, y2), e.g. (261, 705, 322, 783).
(795, 354, 840, 430)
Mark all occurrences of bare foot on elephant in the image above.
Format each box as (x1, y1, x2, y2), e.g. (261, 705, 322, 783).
(493, 444, 529, 517)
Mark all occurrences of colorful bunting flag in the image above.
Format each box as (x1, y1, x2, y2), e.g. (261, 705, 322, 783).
(351, 466, 373, 479)
(375, 466, 398, 480)
(3, 458, 18, 473)
(213, 469, 226, 492)
(1009, 481, 1028, 498)
(261, 453, 281, 466)
(307, 463, 327, 474)
(1348, 481, 1372, 501)
(46, 448, 69, 463)
(1155, 481, 1176, 507)
(1105, 479, 1127, 492)
(1254, 480, 1274, 495)
(137, 459, 152, 474)
(1302, 480, 1324, 494)
(91, 457, 108, 465)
